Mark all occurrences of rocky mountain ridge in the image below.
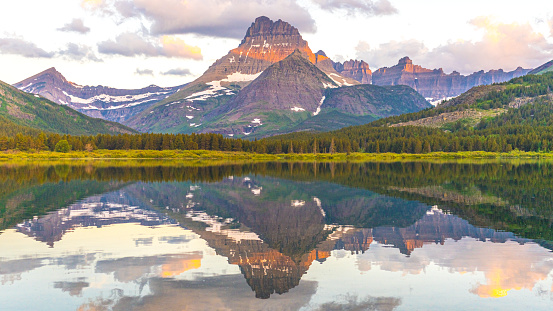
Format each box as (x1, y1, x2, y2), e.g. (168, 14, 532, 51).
(0, 79, 136, 135)
(370, 57, 531, 103)
(14, 67, 184, 123)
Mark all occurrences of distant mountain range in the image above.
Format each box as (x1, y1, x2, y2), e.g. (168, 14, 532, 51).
(0, 79, 136, 136)
(14, 68, 184, 123)
(10, 16, 546, 138)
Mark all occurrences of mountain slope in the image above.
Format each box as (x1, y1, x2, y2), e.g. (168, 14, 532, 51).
(528, 60, 553, 75)
(0, 80, 136, 135)
(323, 84, 430, 116)
(14, 67, 183, 123)
(371, 72, 553, 130)
(197, 49, 339, 136)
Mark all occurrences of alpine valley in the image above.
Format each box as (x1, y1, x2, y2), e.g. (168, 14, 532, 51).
(12, 16, 535, 138)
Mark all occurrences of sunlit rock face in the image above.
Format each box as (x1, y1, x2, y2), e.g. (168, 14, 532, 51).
(371, 57, 531, 101)
(333, 59, 373, 84)
(199, 16, 338, 84)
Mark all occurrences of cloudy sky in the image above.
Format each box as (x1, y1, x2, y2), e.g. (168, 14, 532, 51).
(1, 0, 552, 88)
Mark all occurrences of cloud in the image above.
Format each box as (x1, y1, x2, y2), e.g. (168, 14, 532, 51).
(135, 68, 154, 76)
(356, 17, 553, 73)
(98, 33, 202, 59)
(98, 32, 158, 57)
(59, 43, 102, 62)
(58, 19, 91, 34)
(356, 39, 427, 69)
(311, 0, 398, 16)
(0, 37, 54, 58)
(81, 0, 105, 9)
(161, 68, 193, 76)
(104, 0, 316, 39)
(160, 36, 202, 60)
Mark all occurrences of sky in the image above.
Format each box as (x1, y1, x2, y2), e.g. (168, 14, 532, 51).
(1, 0, 552, 89)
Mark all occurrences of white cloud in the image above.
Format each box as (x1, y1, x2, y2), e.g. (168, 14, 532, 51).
(161, 68, 193, 76)
(135, 68, 154, 76)
(59, 43, 102, 62)
(0, 37, 54, 58)
(310, 0, 398, 16)
(89, 0, 317, 39)
(356, 17, 553, 73)
(98, 33, 202, 60)
(58, 18, 91, 34)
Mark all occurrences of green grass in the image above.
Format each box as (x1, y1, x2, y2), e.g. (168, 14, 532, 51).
(3, 149, 553, 161)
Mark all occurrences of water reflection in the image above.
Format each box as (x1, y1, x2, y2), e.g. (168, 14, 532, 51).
(1, 161, 553, 310)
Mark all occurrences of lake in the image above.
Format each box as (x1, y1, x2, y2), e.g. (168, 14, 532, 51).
(1, 161, 552, 310)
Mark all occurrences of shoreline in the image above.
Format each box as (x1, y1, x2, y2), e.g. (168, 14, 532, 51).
(2, 149, 553, 162)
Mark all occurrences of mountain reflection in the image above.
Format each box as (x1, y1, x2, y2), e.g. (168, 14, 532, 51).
(1, 161, 553, 310)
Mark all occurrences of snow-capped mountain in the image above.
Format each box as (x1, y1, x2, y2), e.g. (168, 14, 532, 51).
(14, 67, 185, 123)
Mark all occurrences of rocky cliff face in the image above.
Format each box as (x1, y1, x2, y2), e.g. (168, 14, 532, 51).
(14, 68, 183, 123)
(197, 16, 346, 85)
(371, 57, 531, 102)
(333, 59, 372, 84)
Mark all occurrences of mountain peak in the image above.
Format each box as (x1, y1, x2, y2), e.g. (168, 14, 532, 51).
(398, 57, 413, 65)
(242, 16, 300, 43)
(14, 67, 68, 89)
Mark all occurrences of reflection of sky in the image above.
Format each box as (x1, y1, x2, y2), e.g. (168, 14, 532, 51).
(0, 223, 240, 311)
(2, 222, 553, 311)
(302, 239, 553, 311)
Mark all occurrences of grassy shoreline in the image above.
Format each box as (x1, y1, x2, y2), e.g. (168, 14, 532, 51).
(2, 149, 553, 162)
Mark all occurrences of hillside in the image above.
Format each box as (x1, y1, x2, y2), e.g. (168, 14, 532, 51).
(0, 80, 137, 136)
(264, 72, 553, 154)
(528, 60, 553, 75)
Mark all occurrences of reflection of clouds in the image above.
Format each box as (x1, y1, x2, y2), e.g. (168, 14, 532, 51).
(107, 275, 318, 311)
(53, 279, 89, 297)
(310, 294, 401, 311)
(96, 253, 202, 283)
(161, 256, 202, 278)
(0, 258, 44, 278)
(356, 239, 553, 298)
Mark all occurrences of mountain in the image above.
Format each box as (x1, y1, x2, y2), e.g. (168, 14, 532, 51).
(174, 16, 353, 88)
(126, 17, 429, 137)
(332, 59, 372, 84)
(201, 50, 340, 136)
(528, 59, 553, 75)
(0, 80, 136, 136)
(14, 67, 184, 123)
(371, 57, 532, 103)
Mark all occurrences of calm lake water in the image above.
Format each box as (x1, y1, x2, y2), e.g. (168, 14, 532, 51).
(1, 161, 553, 310)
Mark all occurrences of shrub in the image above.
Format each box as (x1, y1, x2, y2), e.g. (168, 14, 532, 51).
(54, 140, 71, 153)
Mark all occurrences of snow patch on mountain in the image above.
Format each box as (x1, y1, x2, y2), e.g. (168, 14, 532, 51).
(313, 96, 325, 116)
(322, 82, 337, 89)
(63, 91, 170, 105)
(185, 71, 262, 102)
(291, 107, 305, 112)
(327, 73, 354, 87)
